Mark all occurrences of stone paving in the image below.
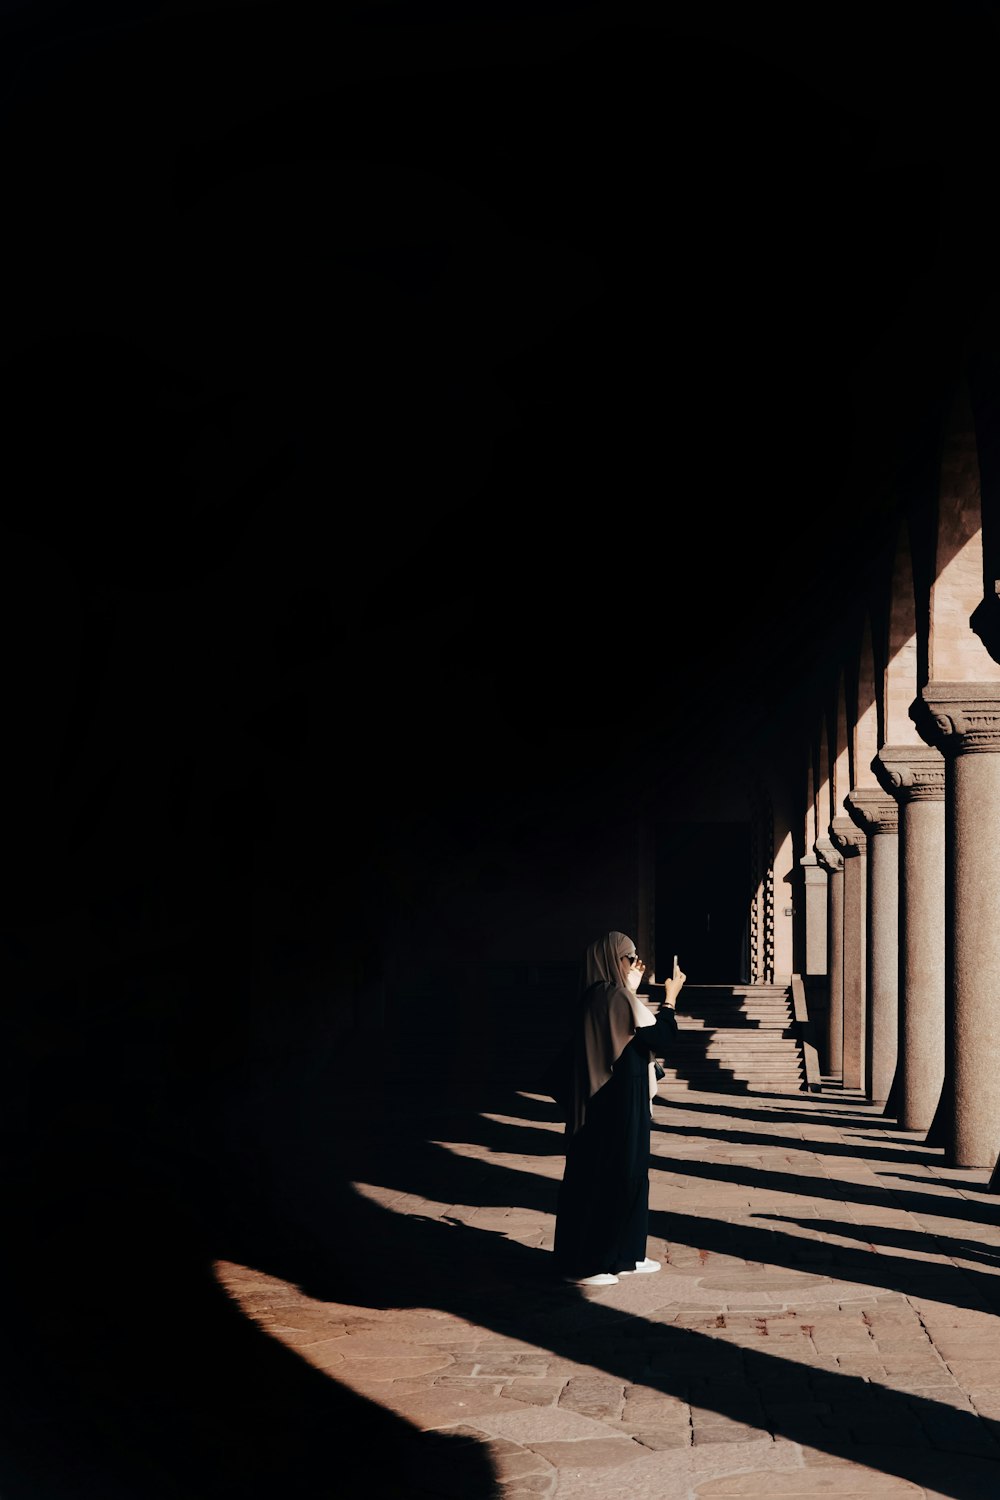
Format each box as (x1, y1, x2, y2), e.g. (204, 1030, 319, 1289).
(214, 1081, 1000, 1498)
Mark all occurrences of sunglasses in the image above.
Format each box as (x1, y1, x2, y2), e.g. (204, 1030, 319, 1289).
(625, 953, 640, 964)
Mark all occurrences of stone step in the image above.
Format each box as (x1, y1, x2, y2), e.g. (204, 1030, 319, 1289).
(679, 1019, 793, 1029)
(657, 1081, 807, 1094)
(659, 1068, 805, 1077)
(658, 978, 807, 1090)
(674, 1027, 796, 1039)
(681, 996, 792, 1005)
(672, 1031, 800, 1042)
(660, 1065, 805, 1076)
(659, 1061, 805, 1074)
(679, 1001, 793, 1013)
(681, 997, 791, 1006)
(660, 1065, 805, 1073)
(671, 1037, 800, 1048)
(662, 1051, 804, 1063)
(682, 984, 790, 994)
(671, 1052, 804, 1060)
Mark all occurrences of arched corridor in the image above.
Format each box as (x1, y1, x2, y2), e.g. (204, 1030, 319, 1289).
(7, 3, 1000, 1496)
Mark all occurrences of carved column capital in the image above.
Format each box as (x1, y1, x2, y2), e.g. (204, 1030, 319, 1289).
(830, 816, 866, 857)
(874, 743, 946, 804)
(799, 853, 828, 885)
(912, 681, 1000, 756)
(813, 836, 843, 874)
(845, 786, 899, 837)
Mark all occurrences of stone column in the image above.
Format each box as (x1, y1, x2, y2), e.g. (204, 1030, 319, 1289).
(875, 745, 946, 1133)
(831, 818, 867, 1092)
(920, 684, 1000, 1168)
(815, 838, 843, 1079)
(845, 788, 900, 1107)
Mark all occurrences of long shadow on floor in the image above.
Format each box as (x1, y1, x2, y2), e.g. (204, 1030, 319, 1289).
(340, 1102, 1000, 1315)
(319, 1080, 1000, 1317)
(11, 1054, 1000, 1499)
(755, 1213, 1000, 1269)
(1, 1084, 501, 1499)
(430, 1090, 937, 1168)
(658, 1095, 906, 1131)
(209, 1072, 1000, 1499)
(646, 1147, 1000, 1232)
(429, 1088, 1000, 1236)
(652, 1118, 941, 1167)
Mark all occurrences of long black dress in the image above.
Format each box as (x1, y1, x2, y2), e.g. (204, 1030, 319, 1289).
(553, 1005, 677, 1279)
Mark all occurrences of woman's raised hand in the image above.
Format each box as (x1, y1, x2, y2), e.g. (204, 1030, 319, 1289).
(662, 966, 686, 1007)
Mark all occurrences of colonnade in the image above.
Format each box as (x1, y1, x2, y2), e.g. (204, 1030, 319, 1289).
(789, 379, 1000, 1173)
(811, 696, 1000, 1170)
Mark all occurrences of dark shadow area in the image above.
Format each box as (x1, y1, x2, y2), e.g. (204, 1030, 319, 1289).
(418, 1092, 934, 1169)
(661, 1097, 903, 1130)
(874, 1134, 941, 1146)
(398, 1110, 567, 1158)
(758, 1215, 1000, 1273)
(1, 1058, 503, 1499)
(652, 1119, 945, 1168)
(659, 1055, 769, 1093)
(890, 1171, 996, 1192)
(480, 1091, 566, 1126)
(655, 827, 752, 982)
(647, 1151, 1000, 1232)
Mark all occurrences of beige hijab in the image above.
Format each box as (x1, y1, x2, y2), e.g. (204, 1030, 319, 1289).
(568, 930, 657, 1134)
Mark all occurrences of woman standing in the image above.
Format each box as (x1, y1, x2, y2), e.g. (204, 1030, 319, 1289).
(552, 931, 685, 1286)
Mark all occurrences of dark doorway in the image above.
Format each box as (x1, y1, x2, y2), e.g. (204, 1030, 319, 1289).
(655, 822, 751, 984)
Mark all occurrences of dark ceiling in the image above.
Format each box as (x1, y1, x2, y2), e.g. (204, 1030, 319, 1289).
(3, 1, 999, 942)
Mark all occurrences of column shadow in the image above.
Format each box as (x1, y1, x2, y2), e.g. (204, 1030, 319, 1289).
(652, 1117, 942, 1167)
(12, 1045, 1000, 1499)
(211, 1079, 1000, 1500)
(0, 1070, 502, 1499)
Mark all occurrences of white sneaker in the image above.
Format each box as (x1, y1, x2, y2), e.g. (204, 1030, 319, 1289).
(567, 1272, 619, 1286)
(620, 1258, 661, 1275)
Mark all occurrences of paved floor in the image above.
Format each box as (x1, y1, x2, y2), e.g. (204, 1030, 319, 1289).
(213, 1079, 1000, 1499)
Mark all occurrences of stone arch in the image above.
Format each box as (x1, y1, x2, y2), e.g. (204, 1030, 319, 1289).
(968, 349, 1000, 659)
(908, 459, 938, 699)
(884, 517, 922, 747)
(854, 613, 879, 792)
(929, 379, 999, 682)
(805, 749, 817, 853)
(831, 668, 851, 823)
(829, 656, 865, 1091)
(805, 712, 836, 1061)
(813, 716, 830, 849)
